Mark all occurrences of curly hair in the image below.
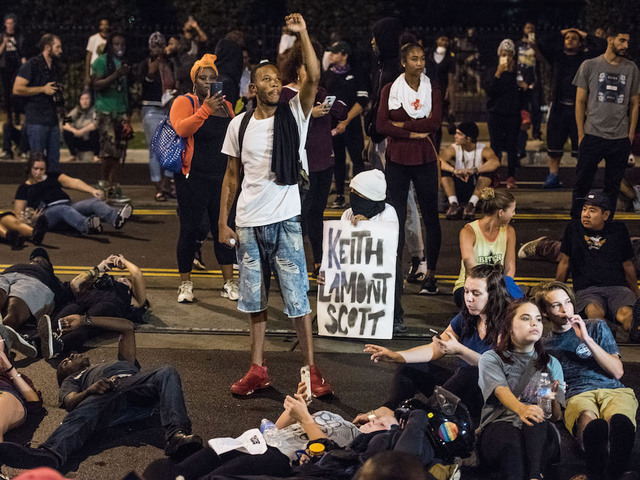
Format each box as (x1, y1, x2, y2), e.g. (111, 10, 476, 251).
(459, 263, 510, 347)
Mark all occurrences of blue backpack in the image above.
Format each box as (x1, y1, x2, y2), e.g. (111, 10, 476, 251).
(150, 95, 195, 173)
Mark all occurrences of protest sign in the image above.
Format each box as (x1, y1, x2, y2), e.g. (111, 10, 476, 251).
(317, 220, 398, 339)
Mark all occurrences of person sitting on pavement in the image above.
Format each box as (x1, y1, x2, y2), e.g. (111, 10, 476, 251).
(0, 329, 42, 442)
(477, 299, 565, 480)
(532, 281, 638, 479)
(452, 187, 522, 309)
(0, 311, 203, 471)
(0, 209, 47, 250)
(0, 247, 72, 359)
(440, 122, 500, 221)
(339, 169, 403, 333)
(61, 91, 99, 163)
(553, 191, 640, 340)
(39, 253, 149, 359)
(355, 264, 511, 425)
(14, 153, 133, 236)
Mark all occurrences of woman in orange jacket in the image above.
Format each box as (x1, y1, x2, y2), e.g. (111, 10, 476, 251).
(169, 54, 237, 304)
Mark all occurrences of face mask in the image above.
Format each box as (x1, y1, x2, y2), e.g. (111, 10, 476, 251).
(436, 46, 446, 55)
(350, 192, 386, 220)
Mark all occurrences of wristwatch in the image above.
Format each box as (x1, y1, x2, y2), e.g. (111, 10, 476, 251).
(84, 313, 92, 327)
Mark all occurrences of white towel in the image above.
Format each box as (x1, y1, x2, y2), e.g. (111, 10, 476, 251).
(388, 73, 432, 119)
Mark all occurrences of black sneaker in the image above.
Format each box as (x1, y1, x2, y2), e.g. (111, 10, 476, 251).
(5, 230, 25, 250)
(37, 315, 64, 359)
(393, 320, 407, 335)
(0, 442, 60, 470)
(419, 276, 439, 295)
(3, 325, 38, 358)
(114, 203, 133, 229)
(87, 215, 103, 234)
(331, 195, 346, 209)
(31, 215, 48, 245)
(630, 298, 640, 343)
(165, 431, 203, 460)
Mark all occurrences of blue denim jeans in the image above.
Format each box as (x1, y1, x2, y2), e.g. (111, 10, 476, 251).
(26, 123, 60, 173)
(236, 217, 311, 318)
(45, 198, 118, 233)
(41, 366, 192, 465)
(142, 105, 173, 182)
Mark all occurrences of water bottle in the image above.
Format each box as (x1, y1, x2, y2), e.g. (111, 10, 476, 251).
(260, 418, 281, 448)
(536, 373, 552, 419)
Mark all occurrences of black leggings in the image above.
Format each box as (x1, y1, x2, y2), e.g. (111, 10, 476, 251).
(488, 112, 521, 178)
(175, 173, 236, 273)
(386, 160, 441, 271)
(301, 166, 333, 264)
(332, 120, 365, 195)
(479, 420, 560, 480)
(382, 362, 484, 418)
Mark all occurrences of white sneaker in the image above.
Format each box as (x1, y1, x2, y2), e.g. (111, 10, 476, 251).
(177, 281, 194, 303)
(221, 280, 239, 301)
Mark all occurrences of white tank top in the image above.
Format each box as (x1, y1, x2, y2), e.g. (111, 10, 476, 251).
(454, 219, 508, 291)
(453, 142, 485, 170)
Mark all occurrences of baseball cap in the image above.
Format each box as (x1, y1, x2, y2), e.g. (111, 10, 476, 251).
(579, 191, 611, 211)
(328, 41, 352, 57)
(30, 247, 51, 264)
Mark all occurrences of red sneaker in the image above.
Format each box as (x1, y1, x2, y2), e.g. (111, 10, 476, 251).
(231, 363, 270, 395)
(309, 365, 334, 398)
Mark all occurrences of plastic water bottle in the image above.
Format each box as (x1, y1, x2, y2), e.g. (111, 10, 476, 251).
(260, 418, 281, 448)
(536, 373, 552, 419)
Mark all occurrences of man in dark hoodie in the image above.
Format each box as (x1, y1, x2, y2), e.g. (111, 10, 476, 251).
(366, 17, 402, 170)
(215, 36, 243, 107)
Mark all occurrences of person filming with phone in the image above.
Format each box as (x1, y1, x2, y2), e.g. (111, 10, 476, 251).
(169, 53, 238, 305)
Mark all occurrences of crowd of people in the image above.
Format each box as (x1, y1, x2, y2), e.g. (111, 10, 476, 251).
(0, 8, 639, 480)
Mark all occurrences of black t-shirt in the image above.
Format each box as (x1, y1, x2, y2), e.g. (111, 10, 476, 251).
(58, 360, 139, 407)
(560, 220, 634, 291)
(15, 173, 70, 209)
(425, 50, 455, 91)
(191, 115, 230, 179)
(16, 55, 61, 126)
(2, 263, 71, 302)
(321, 66, 369, 117)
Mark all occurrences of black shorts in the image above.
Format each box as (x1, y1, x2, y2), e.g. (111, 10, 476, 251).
(547, 104, 578, 158)
(441, 171, 493, 203)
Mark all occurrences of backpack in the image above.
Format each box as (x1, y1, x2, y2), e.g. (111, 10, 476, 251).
(150, 95, 195, 173)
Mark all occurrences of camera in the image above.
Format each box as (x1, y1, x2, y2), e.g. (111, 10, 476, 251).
(53, 82, 64, 106)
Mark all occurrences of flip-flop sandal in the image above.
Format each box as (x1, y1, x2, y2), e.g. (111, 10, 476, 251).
(155, 192, 167, 202)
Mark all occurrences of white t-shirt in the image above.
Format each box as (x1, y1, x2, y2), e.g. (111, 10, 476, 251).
(341, 203, 399, 224)
(222, 95, 310, 228)
(86, 33, 107, 65)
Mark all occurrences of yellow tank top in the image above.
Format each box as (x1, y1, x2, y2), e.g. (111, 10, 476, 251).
(454, 220, 508, 291)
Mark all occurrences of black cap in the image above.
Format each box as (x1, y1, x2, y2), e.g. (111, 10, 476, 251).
(328, 41, 352, 57)
(579, 191, 611, 211)
(457, 122, 479, 142)
(29, 247, 51, 264)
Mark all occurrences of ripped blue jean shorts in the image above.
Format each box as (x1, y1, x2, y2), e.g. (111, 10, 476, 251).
(236, 216, 311, 318)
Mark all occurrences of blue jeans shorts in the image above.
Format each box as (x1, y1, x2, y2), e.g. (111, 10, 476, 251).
(236, 216, 311, 318)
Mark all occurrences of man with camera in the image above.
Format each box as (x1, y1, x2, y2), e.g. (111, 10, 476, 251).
(13, 33, 63, 173)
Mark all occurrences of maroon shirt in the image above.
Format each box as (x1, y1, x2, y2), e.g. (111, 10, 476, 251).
(376, 82, 443, 166)
(280, 85, 347, 172)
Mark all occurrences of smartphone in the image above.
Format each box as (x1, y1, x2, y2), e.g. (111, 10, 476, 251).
(322, 96, 336, 108)
(300, 365, 312, 402)
(210, 81, 224, 97)
(499, 56, 508, 66)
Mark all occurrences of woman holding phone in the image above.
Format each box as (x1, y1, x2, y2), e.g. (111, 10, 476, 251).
(355, 264, 511, 424)
(169, 53, 238, 304)
(279, 43, 347, 275)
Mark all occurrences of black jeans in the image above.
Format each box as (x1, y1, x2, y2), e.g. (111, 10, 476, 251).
(175, 173, 236, 273)
(571, 134, 631, 219)
(63, 129, 100, 156)
(382, 362, 484, 418)
(302, 166, 333, 264)
(488, 112, 521, 178)
(42, 366, 192, 466)
(332, 119, 365, 195)
(479, 420, 559, 480)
